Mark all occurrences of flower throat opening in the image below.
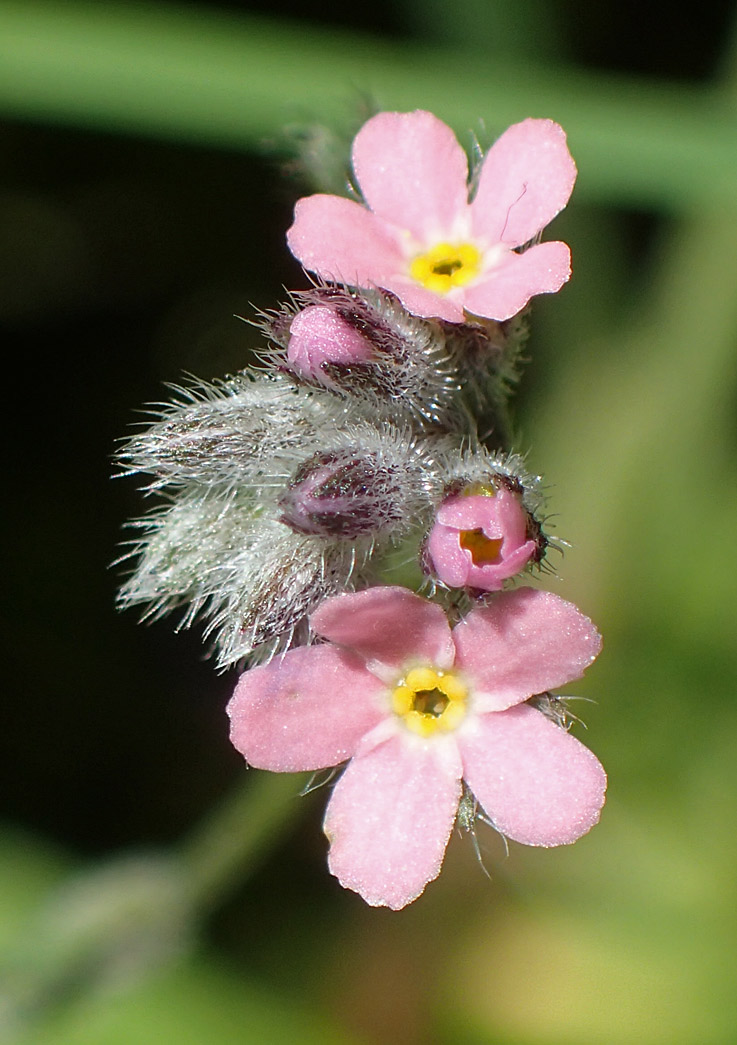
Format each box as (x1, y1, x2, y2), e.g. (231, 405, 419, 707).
(459, 529, 504, 565)
(413, 687, 448, 716)
(410, 243, 481, 295)
(392, 667, 468, 737)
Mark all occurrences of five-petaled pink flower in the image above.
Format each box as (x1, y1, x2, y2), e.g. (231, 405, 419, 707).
(228, 585, 606, 910)
(426, 485, 539, 590)
(287, 110, 577, 324)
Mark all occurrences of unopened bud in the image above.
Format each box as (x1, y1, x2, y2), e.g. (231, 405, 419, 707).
(279, 449, 406, 538)
(287, 305, 375, 381)
(261, 284, 461, 428)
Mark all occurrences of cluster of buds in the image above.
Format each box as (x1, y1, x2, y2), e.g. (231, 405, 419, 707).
(119, 110, 607, 909)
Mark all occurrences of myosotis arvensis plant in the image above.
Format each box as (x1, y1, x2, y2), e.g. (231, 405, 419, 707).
(118, 110, 606, 909)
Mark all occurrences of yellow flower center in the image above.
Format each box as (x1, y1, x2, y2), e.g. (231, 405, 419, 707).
(459, 529, 503, 565)
(409, 243, 481, 295)
(462, 481, 496, 497)
(392, 666, 468, 737)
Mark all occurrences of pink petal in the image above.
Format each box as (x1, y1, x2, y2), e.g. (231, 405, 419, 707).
(459, 704, 606, 846)
(227, 645, 386, 772)
(288, 306, 374, 381)
(436, 490, 527, 541)
(311, 587, 455, 677)
(426, 524, 472, 587)
(471, 118, 577, 246)
(428, 490, 537, 590)
(378, 276, 467, 322)
(427, 526, 535, 591)
(352, 111, 470, 244)
(452, 588, 601, 712)
(287, 194, 404, 285)
(494, 486, 532, 541)
(465, 541, 536, 586)
(324, 733, 462, 909)
(462, 241, 571, 321)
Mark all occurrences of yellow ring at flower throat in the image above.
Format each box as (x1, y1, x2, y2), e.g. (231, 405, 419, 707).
(409, 243, 481, 295)
(392, 666, 468, 737)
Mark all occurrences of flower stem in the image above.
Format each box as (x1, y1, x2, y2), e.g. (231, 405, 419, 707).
(180, 770, 313, 913)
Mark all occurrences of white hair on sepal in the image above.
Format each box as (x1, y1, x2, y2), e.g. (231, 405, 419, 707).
(456, 784, 503, 878)
(117, 493, 358, 666)
(116, 419, 445, 666)
(116, 486, 264, 621)
(276, 421, 469, 584)
(433, 444, 546, 512)
(444, 310, 529, 447)
(205, 528, 376, 668)
(253, 281, 468, 431)
(246, 280, 528, 451)
(299, 766, 341, 796)
(529, 692, 595, 732)
(116, 369, 352, 495)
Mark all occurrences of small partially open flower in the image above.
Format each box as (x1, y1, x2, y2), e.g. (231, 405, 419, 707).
(287, 110, 576, 323)
(426, 481, 542, 589)
(228, 585, 605, 909)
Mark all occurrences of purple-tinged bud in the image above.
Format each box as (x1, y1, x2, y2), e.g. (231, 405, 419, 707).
(259, 284, 462, 428)
(425, 480, 543, 590)
(279, 449, 406, 539)
(287, 305, 374, 382)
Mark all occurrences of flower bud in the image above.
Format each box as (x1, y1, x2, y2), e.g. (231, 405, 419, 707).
(287, 305, 375, 381)
(261, 284, 462, 428)
(117, 373, 338, 493)
(279, 449, 406, 538)
(425, 479, 544, 590)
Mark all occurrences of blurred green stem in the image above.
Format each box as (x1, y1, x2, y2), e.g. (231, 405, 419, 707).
(181, 770, 312, 912)
(0, 772, 314, 1041)
(1, 0, 737, 210)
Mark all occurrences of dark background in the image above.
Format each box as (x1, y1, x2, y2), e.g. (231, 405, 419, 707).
(2, 2, 736, 1042)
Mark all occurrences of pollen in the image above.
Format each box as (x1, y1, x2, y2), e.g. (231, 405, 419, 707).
(409, 243, 481, 295)
(392, 666, 468, 737)
(462, 481, 497, 498)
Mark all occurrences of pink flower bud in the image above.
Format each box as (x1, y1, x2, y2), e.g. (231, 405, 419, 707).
(426, 484, 541, 590)
(287, 305, 374, 381)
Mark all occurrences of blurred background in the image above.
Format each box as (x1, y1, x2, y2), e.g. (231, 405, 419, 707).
(2, 1, 737, 1042)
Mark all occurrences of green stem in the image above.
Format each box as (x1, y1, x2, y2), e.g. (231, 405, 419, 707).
(181, 770, 313, 913)
(0, 773, 315, 1041)
(1, 1, 737, 210)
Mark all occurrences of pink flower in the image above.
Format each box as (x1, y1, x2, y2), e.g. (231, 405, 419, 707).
(287, 110, 576, 324)
(287, 305, 374, 382)
(426, 485, 539, 590)
(228, 586, 605, 910)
